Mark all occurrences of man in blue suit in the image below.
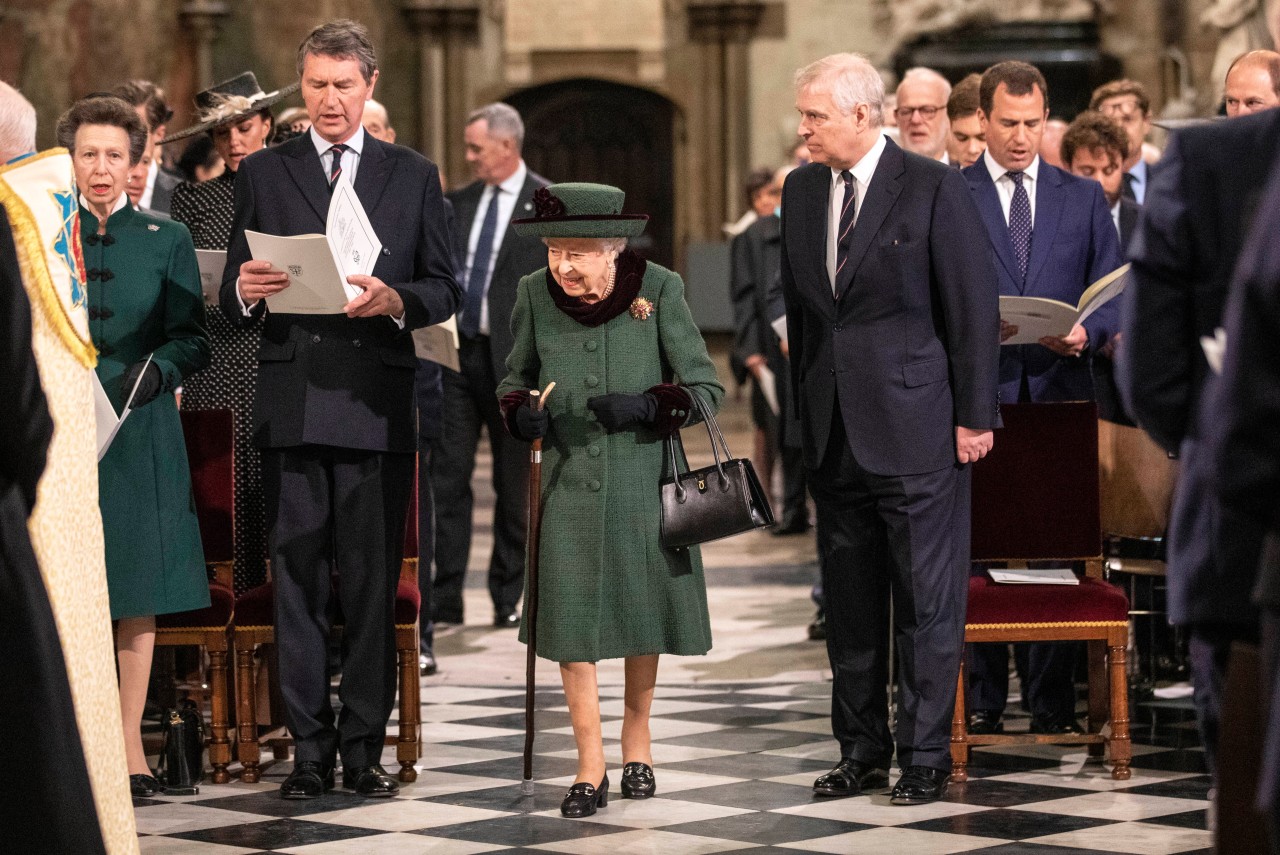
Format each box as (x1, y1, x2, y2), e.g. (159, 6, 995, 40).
(222, 20, 460, 799)
(961, 61, 1123, 735)
(781, 52, 999, 806)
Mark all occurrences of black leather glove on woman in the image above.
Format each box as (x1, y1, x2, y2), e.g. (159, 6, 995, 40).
(587, 392, 657, 432)
(120, 360, 163, 408)
(513, 400, 549, 441)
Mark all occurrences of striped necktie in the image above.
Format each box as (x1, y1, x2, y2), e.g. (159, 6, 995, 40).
(327, 144, 350, 189)
(833, 169, 856, 292)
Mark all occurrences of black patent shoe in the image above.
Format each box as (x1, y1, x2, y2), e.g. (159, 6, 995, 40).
(889, 765, 949, 805)
(1030, 716, 1083, 735)
(343, 764, 399, 797)
(812, 758, 889, 797)
(280, 761, 335, 800)
(130, 773, 164, 798)
(620, 762, 656, 799)
(968, 710, 1004, 735)
(561, 774, 609, 818)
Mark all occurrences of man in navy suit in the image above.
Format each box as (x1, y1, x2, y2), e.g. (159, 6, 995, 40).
(780, 52, 999, 806)
(222, 19, 460, 799)
(962, 61, 1123, 736)
(1120, 105, 1280, 788)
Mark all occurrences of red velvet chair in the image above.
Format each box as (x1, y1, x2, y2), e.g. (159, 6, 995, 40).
(950, 402, 1132, 782)
(233, 472, 422, 782)
(156, 409, 236, 783)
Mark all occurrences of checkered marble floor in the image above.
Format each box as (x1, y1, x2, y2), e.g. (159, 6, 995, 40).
(135, 679, 1210, 854)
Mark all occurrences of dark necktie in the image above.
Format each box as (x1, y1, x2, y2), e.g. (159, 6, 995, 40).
(1121, 171, 1137, 202)
(833, 169, 856, 291)
(1007, 171, 1032, 283)
(327, 144, 350, 189)
(459, 185, 501, 340)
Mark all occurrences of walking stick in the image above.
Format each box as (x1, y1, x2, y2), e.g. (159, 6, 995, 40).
(522, 381, 554, 796)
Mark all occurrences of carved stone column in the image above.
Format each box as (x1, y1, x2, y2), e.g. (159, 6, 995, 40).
(180, 0, 230, 89)
(402, 0, 481, 176)
(688, 1, 766, 237)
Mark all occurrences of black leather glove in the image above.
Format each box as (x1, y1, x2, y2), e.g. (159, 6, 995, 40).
(587, 392, 657, 432)
(513, 401, 549, 441)
(120, 360, 163, 408)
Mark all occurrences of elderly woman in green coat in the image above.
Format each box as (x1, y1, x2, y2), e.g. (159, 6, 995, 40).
(498, 183, 725, 818)
(58, 95, 210, 798)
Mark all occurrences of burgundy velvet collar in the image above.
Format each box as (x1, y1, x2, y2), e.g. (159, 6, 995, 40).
(545, 249, 646, 327)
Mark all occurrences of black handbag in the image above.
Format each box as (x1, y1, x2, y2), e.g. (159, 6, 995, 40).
(660, 390, 774, 549)
(155, 698, 205, 795)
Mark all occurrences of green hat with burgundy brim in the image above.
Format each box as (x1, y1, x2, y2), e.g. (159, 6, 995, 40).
(159, 72, 299, 145)
(510, 183, 648, 239)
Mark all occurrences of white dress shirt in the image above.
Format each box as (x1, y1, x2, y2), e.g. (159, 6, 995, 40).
(827, 133, 887, 292)
(983, 148, 1041, 227)
(139, 159, 159, 210)
(464, 161, 527, 336)
(1126, 159, 1148, 205)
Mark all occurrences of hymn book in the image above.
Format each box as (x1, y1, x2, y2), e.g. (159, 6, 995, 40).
(999, 264, 1131, 346)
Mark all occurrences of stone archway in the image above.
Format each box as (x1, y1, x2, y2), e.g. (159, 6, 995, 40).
(507, 78, 677, 269)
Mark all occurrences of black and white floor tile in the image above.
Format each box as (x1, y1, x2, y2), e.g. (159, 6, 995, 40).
(136, 681, 1209, 854)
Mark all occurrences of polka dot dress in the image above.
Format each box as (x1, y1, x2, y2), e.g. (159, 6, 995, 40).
(171, 170, 267, 593)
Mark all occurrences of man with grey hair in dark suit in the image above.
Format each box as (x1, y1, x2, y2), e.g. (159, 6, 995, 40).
(431, 102, 550, 629)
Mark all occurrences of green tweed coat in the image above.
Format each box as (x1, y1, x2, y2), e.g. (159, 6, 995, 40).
(84, 202, 211, 620)
(498, 255, 725, 663)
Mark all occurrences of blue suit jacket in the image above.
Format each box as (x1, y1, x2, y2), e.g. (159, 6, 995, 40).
(781, 138, 1000, 477)
(220, 133, 461, 453)
(963, 159, 1123, 403)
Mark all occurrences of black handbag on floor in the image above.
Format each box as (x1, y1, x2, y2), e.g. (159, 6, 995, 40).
(156, 698, 205, 795)
(660, 390, 774, 550)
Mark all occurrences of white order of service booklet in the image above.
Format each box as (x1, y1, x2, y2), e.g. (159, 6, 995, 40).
(999, 263, 1131, 346)
(246, 178, 382, 314)
(93, 353, 155, 461)
(195, 249, 227, 305)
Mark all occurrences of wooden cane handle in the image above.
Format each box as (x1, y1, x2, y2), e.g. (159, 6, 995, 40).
(536, 381, 555, 411)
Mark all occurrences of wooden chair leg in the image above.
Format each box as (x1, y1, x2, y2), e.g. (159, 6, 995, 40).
(396, 628, 419, 782)
(1086, 640, 1108, 758)
(950, 659, 969, 783)
(235, 642, 262, 782)
(1108, 641, 1132, 780)
(208, 640, 232, 784)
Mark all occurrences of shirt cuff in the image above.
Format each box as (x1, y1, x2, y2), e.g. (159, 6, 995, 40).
(391, 313, 406, 330)
(771, 315, 788, 344)
(235, 278, 259, 316)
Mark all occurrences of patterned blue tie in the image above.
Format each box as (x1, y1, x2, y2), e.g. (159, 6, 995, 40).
(459, 186, 501, 340)
(1008, 171, 1032, 283)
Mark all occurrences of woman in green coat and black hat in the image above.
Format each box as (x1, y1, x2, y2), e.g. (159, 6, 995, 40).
(498, 183, 725, 818)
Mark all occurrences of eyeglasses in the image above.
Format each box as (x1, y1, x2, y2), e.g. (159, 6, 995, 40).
(894, 105, 944, 121)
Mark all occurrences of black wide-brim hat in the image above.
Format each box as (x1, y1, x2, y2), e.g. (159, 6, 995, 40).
(510, 183, 648, 239)
(160, 72, 299, 144)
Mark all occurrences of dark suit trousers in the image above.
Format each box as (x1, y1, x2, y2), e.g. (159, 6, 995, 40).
(262, 445, 413, 769)
(967, 629, 1077, 722)
(416, 359, 443, 651)
(809, 413, 970, 770)
(429, 335, 528, 619)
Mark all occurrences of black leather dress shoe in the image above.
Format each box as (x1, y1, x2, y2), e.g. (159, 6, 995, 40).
(1030, 716, 1083, 735)
(419, 649, 438, 676)
(561, 775, 609, 817)
(343, 764, 399, 797)
(280, 761, 334, 800)
(812, 758, 890, 797)
(772, 516, 811, 536)
(620, 762, 656, 799)
(807, 611, 827, 641)
(130, 773, 164, 798)
(494, 610, 520, 628)
(968, 710, 1004, 734)
(890, 765, 949, 805)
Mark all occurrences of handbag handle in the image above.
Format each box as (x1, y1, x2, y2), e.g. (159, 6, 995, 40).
(665, 388, 732, 501)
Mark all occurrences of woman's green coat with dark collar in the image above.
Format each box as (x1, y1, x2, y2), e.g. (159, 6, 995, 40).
(498, 252, 725, 663)
(82, 201, 212, 620)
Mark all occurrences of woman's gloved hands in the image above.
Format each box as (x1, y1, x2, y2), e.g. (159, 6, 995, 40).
(513, 399, 549, 441)
(587, 392, 657, 432)
(121, 360, 163, 408)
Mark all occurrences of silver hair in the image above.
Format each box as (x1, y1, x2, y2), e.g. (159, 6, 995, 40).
(297, 19, 378, 83)
(899, 67, 953, 100)
(794, 53, 885, 127)
(542, 236, 628, 254)
(466, 102, 524, 150)
(364, 99, 390, 123)
(0, 81, 37, 161)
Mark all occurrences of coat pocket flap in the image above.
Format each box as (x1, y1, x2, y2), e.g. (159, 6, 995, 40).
(257, 341, 296, 362)
(902, 357, 948, 388)
(378, 348, 419, 368)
